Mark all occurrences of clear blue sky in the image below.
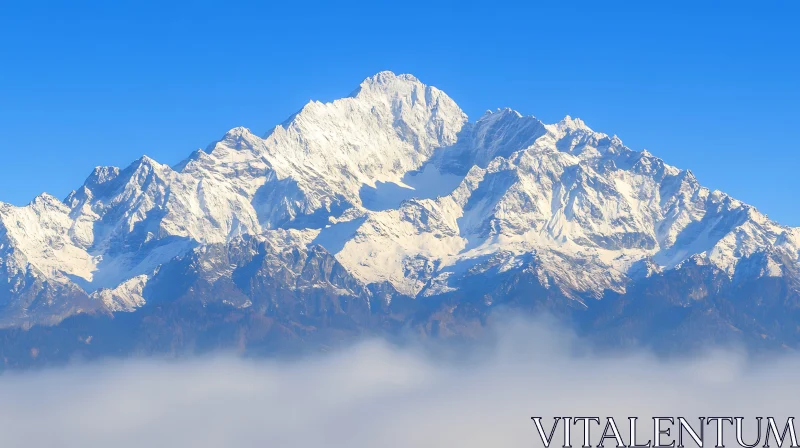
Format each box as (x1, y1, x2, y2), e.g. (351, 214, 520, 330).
(1, 1, 798, 225)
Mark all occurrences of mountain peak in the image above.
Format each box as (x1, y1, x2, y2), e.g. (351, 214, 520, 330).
(349, 71, 453, 110)
(31, 192, 63, 206)
(86, 166, 121, 186)
(136, 154, 158, 165)
(479, 108, 524, 121)
(223, 126, 253, 138)
(270, 70, 466, 171)
(557, 114, 590, 132)
(359, 70, 420, 88)
(29, 193, 68, 213)
(217, 126, 258, 149)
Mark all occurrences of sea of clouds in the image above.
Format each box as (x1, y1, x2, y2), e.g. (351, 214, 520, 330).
(0, 317, 796, 448)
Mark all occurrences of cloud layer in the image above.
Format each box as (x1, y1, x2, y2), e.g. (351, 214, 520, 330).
(0, 318, 796, 448)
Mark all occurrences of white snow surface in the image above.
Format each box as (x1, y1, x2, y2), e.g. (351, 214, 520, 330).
(0, 71, 798, 323)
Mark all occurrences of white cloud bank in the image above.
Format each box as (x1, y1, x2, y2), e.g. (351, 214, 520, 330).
(0, 318, 797, 448)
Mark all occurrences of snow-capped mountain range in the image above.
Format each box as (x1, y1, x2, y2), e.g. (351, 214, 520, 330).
(1, 72, 799, 360)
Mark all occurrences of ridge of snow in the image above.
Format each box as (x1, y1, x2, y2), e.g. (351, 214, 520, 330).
(1, 71, 798, 327)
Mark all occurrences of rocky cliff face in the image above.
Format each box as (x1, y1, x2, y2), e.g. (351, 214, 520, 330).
(0, 71, 798, 365)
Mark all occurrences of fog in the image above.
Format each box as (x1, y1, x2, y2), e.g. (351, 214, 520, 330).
(0, 317, 797, 448)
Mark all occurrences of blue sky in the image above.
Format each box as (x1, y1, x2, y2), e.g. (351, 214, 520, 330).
(1, 1, 798, 224)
